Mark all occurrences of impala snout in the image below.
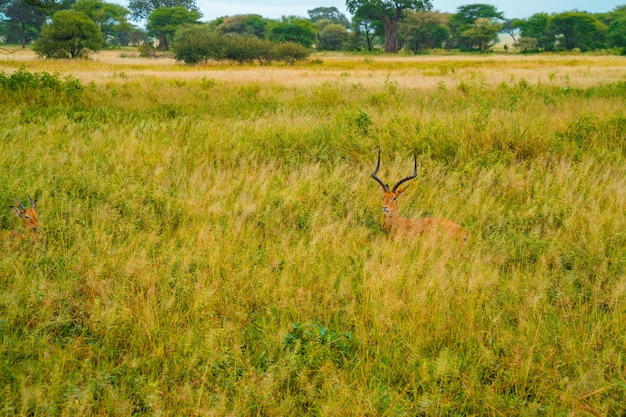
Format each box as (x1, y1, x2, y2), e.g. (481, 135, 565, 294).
(382, 206, 391, 216)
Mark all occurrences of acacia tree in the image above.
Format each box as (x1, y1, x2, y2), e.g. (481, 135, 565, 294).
(551, 11, 606, 51)
(308, 6, 350, 28)
(20, 0, 73, 17)
(72, 0, 130, 46)
(501, 19, 519, 47)
(216, 14, 268, 39)
(607, 6, 626, 49)
(400, 10, 449, 52)
(350, 6, 382, 51)
(346, 0, 432, 53)
(267, 16, 316, 48)
(146, 6, 200, 49)
(515, 12, 555, 51)
(448, 3, 503, 50)
(459, 17, 502, 51)
(127, 0, 197, 21)
(2, 0, 46, 47)
(316, 20, 349, 50)
(33, 10, 104, 58)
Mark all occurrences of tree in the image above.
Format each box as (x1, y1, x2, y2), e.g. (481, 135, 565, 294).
(515, 12, 555, 51)
(216, 14, 267, 39)
(127, 0, 197, 21)
(146, 6, 200, 49)
(21, 0, 74, 16)
(459, 17, 502, 51)
(551, 11, 606, 51)
(174, 24, 223, 63)
(399, 10, 449, 52)
(307, 6, 350, 28)
(350, 6, 382, 51)
(267, 16, 316, 48)
(2, 0, 46, 47)
(346, 0, 432, 53)
(33, 9, 104, 57)
(501, 19, 519, 47)
(448, 3, 503, 50)
(607, 6, 626, 49)
(316, 21, 349, 50)
(72, 0, 130, 46)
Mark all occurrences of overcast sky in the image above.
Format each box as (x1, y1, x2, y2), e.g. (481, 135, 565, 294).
(189, 0, 625, 21)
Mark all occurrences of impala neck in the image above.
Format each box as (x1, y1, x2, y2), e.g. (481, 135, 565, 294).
(381, 211, 398, 232)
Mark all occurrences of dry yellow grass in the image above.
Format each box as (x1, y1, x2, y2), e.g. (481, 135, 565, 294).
(2, 49, 625, 88)
(1, 51, 625, 415)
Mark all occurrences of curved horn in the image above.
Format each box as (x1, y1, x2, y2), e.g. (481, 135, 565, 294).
(371, 149, 389, 191)
(391, 154, 418, 192)
(28, 195, 36, 208)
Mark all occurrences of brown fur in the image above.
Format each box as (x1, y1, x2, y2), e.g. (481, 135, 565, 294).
(372, 151, 467, 241)
(380, 188, 468, 240)
(7, 198, 39, 241)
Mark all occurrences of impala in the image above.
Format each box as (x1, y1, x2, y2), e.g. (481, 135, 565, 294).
(371, 150, 467, 240)
(7, 197, 39, 240)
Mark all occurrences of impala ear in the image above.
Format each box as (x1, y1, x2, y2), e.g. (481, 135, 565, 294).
(396, 184, 410, 195)
(10, 205, 21, 217)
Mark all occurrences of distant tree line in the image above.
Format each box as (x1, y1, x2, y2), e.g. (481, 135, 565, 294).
(1, 0, 625, 60)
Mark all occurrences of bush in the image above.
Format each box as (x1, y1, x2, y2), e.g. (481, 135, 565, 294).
(173, 25, 310, 65)
(0, 66, 83, 103)
(173, 25, 225, 63)
(270, 41, 310, 63)
(33, 10, 104, 59)
(223, 35, 272, 63)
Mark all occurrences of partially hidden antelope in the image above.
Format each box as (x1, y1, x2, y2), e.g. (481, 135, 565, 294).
(5, 197, 39, 241)
(371, 150, 467, 240)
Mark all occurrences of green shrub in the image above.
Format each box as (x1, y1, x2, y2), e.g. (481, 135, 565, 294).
(173, 25, 225, 63)
(0, 66, 83, 103)
(173, 26, 310, 65)
(270, 41, 310, 64)
(33, 10, 104, 59)
(223, 35, 272, 64)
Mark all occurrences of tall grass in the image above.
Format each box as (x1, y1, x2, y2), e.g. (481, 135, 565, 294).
(0, 57, 625, 416)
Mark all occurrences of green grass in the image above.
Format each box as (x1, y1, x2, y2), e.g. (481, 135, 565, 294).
(0, 58, 625, 416)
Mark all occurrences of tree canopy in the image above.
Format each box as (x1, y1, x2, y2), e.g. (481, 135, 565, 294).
(346, 0, 432, 52)
(72, 0, 130, 45)
(551, 11, 607, 51)
(4, 0, 626, 55)
(216, 14, 267, 39)
(2, 0, 46, 47)
(400, 10, 449, 52)
(267, 16, 317, 48)
(308, 6, 350, 28)
(316, 21, 349, 50)
(146, 5, 200, 49)
(449, 3, 504, 50)
(127, 0, 198, 21)
(33, 9, 104, 57)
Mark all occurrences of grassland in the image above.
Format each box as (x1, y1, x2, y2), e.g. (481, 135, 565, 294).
(0, 50, 625, 416)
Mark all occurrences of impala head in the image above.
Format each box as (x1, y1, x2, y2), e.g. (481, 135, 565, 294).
(371, 149, 417, 217)
(10, 196, 39, 232)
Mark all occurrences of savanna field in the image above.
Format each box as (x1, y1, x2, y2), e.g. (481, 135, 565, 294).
(1, 49, 625, 415)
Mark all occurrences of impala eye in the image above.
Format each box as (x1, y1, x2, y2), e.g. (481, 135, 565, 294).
(392, 196, 396, 201)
